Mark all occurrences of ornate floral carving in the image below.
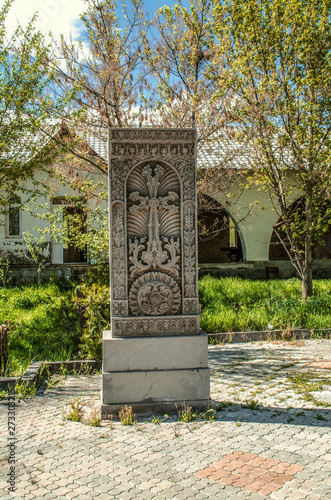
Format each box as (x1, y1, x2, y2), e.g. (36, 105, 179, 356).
(110, 129, 195, 142)
(112, 206, 126, 300)
(111, 159, 135, 201)
(128, 164, 180, 278)
(183, 298, 199, 315)
(173, 160, 196, 200)
(111, 142, 195, 158)
(112, 316, 200, 337)
(129, 272, 181, 316)
(129, 236, 180, 278)
(183, 204, 196, 298)
(112, 300, 128, 316)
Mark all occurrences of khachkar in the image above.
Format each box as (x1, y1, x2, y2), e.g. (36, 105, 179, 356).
(101, 128, 210, 416)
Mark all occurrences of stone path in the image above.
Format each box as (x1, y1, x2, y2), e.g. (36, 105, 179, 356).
(0, 339, 330, 499)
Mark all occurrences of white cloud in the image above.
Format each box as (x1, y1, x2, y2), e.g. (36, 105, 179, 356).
(6, 0, 86, 41)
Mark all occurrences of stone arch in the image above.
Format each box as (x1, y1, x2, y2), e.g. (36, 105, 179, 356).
(198, 195, 243, 263)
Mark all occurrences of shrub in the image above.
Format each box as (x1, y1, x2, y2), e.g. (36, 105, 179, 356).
(75, 284, 110, 360)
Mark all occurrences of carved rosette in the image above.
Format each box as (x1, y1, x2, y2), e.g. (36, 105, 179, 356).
(112, 300, 128, 316)
(183, 298, 199, 315)
(129, 272, 181, 316)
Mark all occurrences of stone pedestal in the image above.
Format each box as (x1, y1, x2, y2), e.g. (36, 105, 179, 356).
(101, 330, 210, 417)
(102, 128, 210, 416)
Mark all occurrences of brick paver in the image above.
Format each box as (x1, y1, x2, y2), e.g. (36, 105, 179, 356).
(195, 451, 305, 494)
(0, 339, 330, 499)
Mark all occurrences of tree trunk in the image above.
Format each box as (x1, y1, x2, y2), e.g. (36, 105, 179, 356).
(302, 199, 313, 300)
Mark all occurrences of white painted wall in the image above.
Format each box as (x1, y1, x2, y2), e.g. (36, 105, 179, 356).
(210, 172, 301, 262)
(0, 164, 303, 267)
(0, 166, 108, 265)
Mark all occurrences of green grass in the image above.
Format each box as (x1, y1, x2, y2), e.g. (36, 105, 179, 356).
(199, 275, 331, 333)
(1, 276, 331, 375)
(0, 283, 80, 375)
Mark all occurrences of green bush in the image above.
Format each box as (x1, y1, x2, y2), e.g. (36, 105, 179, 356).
(75, 284, 110, 360)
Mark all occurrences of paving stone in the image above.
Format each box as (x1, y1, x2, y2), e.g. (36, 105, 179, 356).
(1, 341, 330, 500)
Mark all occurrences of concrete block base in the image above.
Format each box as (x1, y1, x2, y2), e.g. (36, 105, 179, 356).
(101, 398, 210, 418)
(101, 331, 210, 417)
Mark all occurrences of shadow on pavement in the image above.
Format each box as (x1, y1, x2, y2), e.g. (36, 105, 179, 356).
(210, 401, 331, 427)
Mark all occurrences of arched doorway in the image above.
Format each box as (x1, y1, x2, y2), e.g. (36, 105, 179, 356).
(198, 195, 243, 263)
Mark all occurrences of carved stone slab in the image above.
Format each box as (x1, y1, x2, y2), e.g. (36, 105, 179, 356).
(109, 128, 199, 337)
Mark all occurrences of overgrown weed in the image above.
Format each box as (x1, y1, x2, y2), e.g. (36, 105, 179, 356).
(119, 405, 136, 426)
(84, 407, 101, 427)
(15, 380, 37, 399)
(63, 397, 83, 422)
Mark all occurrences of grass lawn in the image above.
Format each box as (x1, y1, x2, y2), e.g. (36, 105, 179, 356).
(1, 276, 330, 375)
(199, 275, 331, 333)
(0, 283, 80, 375)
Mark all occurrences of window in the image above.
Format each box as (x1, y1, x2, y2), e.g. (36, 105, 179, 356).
(51, 197, 88, 264)
(7, 196, 21, 237)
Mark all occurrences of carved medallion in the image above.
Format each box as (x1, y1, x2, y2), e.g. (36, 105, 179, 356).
(129, 272, 181, 316)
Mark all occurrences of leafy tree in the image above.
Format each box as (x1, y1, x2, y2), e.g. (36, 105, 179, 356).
(142, 0, 244, 233)
(56, 0, 148, 137)
(0, 0, 74, 211)
(143, 0, 224, 139)
(43, 0, 150, 260)
(214, 0, 331, 298)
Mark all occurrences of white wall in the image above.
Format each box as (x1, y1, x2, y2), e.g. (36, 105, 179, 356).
(210, 172, 301, 262)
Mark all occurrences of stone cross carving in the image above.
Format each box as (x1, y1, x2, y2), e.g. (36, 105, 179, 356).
(130, 165, 178, 244)
(109, 128, 200, 337)
(128, 165, 180, 276)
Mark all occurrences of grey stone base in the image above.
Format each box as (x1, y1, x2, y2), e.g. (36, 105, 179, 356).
(103, 330, 208, 371)
(102, 331, 210, 417)
(101, 398, 211, 418)
(102, 368, 210, 404)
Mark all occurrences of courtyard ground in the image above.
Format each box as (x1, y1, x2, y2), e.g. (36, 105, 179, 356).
(0, 339, 330, 499)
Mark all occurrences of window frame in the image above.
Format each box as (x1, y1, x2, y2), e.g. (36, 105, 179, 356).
(6, 196, 22, 239)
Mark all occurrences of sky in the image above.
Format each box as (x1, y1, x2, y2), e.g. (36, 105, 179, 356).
(5, 0, 86, 41)
(4, 0, 179, 42)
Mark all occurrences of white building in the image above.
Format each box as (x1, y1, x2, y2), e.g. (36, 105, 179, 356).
(1, 130, 331, 283)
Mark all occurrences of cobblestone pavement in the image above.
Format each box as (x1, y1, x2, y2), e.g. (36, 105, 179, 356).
(0, 339, 330, 499)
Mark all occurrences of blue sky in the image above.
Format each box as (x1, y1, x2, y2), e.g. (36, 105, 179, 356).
(5, 0, 187, 42)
